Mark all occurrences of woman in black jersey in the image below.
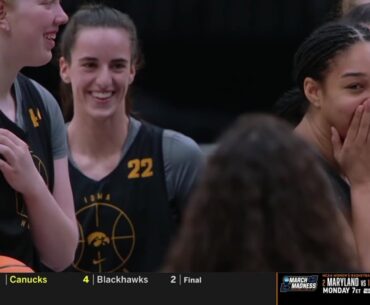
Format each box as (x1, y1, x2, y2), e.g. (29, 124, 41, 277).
(59, 4, 203, 272)
(0, 0, 78, 271)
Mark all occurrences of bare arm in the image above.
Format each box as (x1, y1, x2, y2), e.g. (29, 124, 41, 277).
(351, 183, 370, 271)
(24, 157, 78, 271)
(0, 129, 78, 271)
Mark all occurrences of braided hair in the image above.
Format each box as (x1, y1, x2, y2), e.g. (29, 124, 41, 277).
(276, 22, 370, 125)
(293, 22, 370, 94)
(274, 87, 308, 126)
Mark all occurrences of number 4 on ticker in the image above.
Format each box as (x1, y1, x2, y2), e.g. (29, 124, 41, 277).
(83, 275, 90, 284)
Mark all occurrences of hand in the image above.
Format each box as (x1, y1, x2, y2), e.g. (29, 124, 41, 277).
(0, 128, 43, 194)
(331, 102, 370, 187)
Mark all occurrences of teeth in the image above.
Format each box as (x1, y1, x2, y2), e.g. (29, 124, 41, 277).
(92, 92, 113, 99)
(45, 34, 56, 40)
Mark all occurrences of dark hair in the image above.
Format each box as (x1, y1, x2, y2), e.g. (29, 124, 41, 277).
(274, 87, 308, 126)
(294, 22, 370, 94)
(342, 2, 370, 24)
(163, 114, 357, 272)
(340, 0, 370, 16)
(59, 4, 143, 121)
(277, 22, 370, 126)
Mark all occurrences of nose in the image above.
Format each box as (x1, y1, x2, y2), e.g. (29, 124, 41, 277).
(96, 66, 113, 88)
(54, 3, 69, 26)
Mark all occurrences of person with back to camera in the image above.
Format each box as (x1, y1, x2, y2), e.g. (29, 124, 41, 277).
(163, 114, 358, 272)
(292, 21, 370, 271)
(58, 4, 204, 272)
(0, 0, 78, 271)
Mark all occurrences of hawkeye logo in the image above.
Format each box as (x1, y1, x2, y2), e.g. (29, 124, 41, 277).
(280, 275, 318, 292)
(73, 193, 136, 272)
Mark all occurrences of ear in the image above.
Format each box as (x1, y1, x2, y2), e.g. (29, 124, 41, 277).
(0, 1, 10, 32)
(303, 77, 322, 109)
(59, 57, 71, 84)
(128, 64, 136, 85)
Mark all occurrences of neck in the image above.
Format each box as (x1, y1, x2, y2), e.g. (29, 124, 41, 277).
(0, 49, 19, 121)
(0, 41, 21, 99)
(295, 113, 339, 170)
(68, 111, 130, 158)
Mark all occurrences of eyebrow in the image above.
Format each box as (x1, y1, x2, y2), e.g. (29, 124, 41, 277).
(111, 59, 128, 64)
(78, 58, 129, 63)
(341, 72, 367, 78)
(78, 57, 97, 62)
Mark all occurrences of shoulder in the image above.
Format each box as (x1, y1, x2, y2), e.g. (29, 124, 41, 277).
(162, 128, 204, 168)
(28, 79, 67, 159)
(15, 76, 60, 116)
(29, 79, 60, 112)
(160, 128, 204, 206)
(28, 79, 65, 130)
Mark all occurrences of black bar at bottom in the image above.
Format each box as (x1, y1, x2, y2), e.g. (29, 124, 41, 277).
(0, 273, 276, 304)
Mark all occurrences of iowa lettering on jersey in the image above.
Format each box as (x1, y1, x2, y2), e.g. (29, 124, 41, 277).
(83, 192, 111, 204)
(28, 108, 42, 128)
(127, 158, 154, 179)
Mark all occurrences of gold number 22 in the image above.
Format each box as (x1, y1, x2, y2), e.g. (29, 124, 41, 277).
(128, 158, 154, 179)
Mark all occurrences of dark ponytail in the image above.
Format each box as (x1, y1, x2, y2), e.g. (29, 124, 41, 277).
(274, 87, 308, 126)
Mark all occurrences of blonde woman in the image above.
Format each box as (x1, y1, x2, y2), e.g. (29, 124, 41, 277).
(0, 0, 78, 271)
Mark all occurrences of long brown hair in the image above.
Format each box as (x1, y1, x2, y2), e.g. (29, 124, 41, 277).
(164, 115, 357, 272)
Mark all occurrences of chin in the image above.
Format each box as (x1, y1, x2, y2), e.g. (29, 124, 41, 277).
(88, 108, 116, 121)
(27, 53, 53, 67)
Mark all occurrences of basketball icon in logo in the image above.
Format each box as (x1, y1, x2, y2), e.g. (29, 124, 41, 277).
(74, 202, 135, 272)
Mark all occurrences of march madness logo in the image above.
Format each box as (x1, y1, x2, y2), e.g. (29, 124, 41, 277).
(280, 275, 318, 292)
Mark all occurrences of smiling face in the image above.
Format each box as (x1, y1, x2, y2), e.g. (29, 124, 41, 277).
(59, 27, 136, 120)
(4, 0, 68, 67)
(309, 41, 370, 138)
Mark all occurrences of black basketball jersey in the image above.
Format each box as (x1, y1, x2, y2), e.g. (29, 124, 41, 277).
(69, 122, 176, 272)
(0, 74, 54, 270)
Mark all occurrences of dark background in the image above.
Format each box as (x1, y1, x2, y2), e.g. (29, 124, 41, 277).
(22, 0, 340, 143)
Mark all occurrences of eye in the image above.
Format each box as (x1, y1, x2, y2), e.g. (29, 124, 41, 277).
(82, 62, 97, 69)
(346, 83, 364, 91)
(111, 62, 127, 71)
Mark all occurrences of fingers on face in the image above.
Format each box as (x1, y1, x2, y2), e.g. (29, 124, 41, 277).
(331, 126, 342, 161)
(346, 104, 363, 143)
(357, 102, 370, 143)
